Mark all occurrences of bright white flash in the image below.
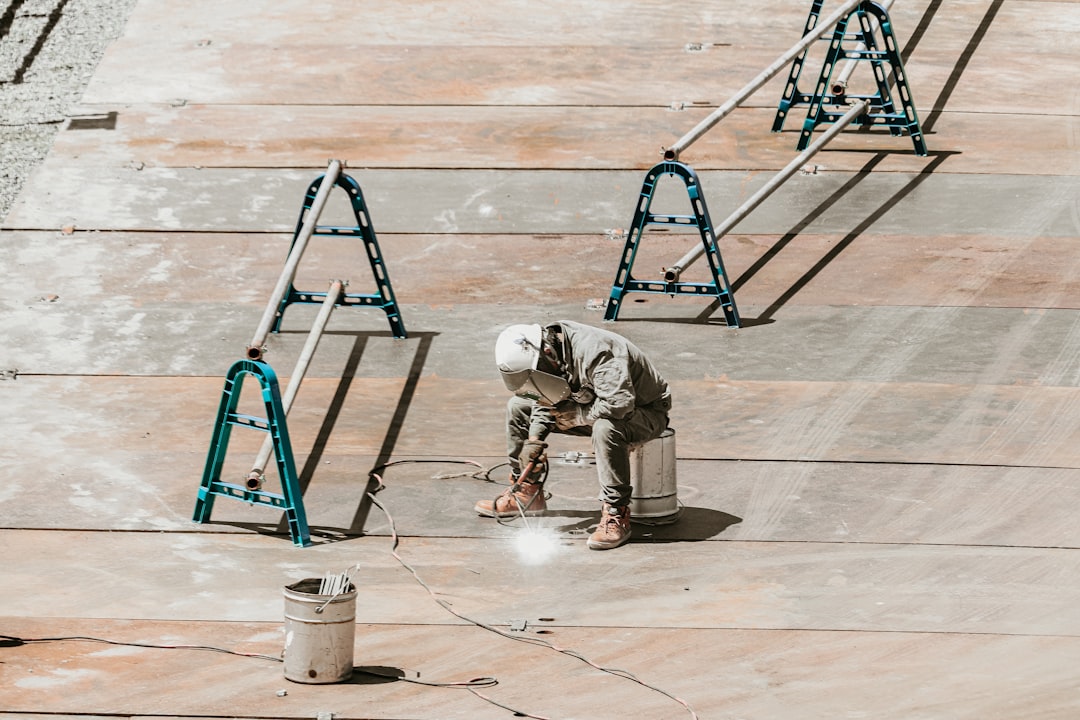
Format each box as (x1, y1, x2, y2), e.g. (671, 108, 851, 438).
(513, 527, 561, 565)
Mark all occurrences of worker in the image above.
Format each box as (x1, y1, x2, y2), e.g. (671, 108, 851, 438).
(476, 320, 671, 550)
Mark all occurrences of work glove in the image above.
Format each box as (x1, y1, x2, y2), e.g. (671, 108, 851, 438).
(552, 400, 592, 431)
(519, 439, 548, 466)
(517, 439, 548, 483)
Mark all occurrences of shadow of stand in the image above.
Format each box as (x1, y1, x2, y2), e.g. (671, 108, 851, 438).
(634, 507, 743, 543)
(257, 330, 438, 543)
(689, 149, 955, 328)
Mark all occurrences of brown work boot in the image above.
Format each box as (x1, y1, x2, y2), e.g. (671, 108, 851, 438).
(587, 503, 632, 550)
(475, 475, 547, 518)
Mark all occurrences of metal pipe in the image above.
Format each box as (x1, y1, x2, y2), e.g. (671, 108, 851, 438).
(247, 159, 343, 361)
(247, 279, 344, 489)
(664, 100, 870, 282)
(832, 0, 894, 95)
(664, 0, 862, 161)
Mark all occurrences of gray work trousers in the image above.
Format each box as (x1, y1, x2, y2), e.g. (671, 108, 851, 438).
(505, 395, 669, 507)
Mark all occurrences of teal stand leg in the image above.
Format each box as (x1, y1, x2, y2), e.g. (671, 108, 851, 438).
(193, 359, 311, 547)
(772, 0, 827, 132)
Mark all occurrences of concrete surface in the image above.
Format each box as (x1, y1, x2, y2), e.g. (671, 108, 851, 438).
(2, 0, 1080, 718)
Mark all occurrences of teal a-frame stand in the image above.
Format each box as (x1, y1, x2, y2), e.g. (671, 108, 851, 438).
(272, 170, 406, 339)
(605, 161, 740, 326)
(192, 360, 310, 547)
(772, 0, 926, 155)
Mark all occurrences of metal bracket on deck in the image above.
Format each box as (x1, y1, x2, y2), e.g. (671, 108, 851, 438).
(604, 161, 739, 326)
(193, 359, 311, 547)
(272, 170, 407, 339)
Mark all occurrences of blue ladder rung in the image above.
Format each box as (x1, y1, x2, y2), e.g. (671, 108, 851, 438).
(206, 480, 289, 508)
(225, 412, 271, 431)
(818, 109, 909, 123)
(625, 280, 735, 297)
(843, 47, 889, 58)
(341, 295, 395, 308)
(312, 227, 361, 235)
(646, 214, 700, 226)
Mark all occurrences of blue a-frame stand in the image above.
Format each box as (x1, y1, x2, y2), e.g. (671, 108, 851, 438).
(272, 170, 407, 339)
(605, 161, 740, 326)
(772, 0, 927, 155)
(192, 360, 310, 547)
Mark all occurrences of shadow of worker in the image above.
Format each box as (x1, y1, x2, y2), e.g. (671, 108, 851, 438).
(542, 506, 742, 542)
(631, 507, 743, 542)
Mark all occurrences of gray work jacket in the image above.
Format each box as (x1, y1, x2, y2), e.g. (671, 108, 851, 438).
(528, 320, 671, 437)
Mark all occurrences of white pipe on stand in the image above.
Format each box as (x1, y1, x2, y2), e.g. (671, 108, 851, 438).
(664, 100, 870, 282)
(663, 0, 863, 161)
(247, 279, 344, 489)
(247, 159, 343, 361)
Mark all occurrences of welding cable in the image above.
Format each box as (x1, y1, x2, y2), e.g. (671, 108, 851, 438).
(0, 633, 500, 692)
(368, 457, 552, 529)
(372, 456, 546, 486)
(0, 633, 283, 661)
(502, 458, 551, 530)
(355, 667, 497, 688)
(365, 470, 699, 720)
(430, 461, 497, 481)
(364, 474, 551, 720)
(369, 457, 488, 479)
(486, 459, 552, 529)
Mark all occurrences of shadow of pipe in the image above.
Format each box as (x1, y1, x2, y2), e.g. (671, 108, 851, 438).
(258, 330, 437, 542)
(749, 150, 954, 324)
(921, 0, 1004, 135)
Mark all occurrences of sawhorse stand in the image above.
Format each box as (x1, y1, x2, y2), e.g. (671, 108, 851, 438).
(772, 0, 927, 156)
(273, 171, 406, 339)
(193, 360, 310, 546)
(604, 161, 740, 327)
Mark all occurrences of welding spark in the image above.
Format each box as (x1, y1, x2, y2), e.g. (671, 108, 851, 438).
(513, 527, 561, 566)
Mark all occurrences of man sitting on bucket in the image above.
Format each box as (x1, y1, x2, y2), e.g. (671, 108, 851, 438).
(476, 320, 671, 550)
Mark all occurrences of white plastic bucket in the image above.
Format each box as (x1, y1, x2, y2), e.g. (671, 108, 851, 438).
(629, 428, 679, 521)
(282, 578, 357, 684)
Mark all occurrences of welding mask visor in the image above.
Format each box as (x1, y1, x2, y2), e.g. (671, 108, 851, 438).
(495, 324, 571, 406)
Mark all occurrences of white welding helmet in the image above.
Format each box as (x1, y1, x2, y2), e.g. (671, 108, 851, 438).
(494, 324, 571, 405)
